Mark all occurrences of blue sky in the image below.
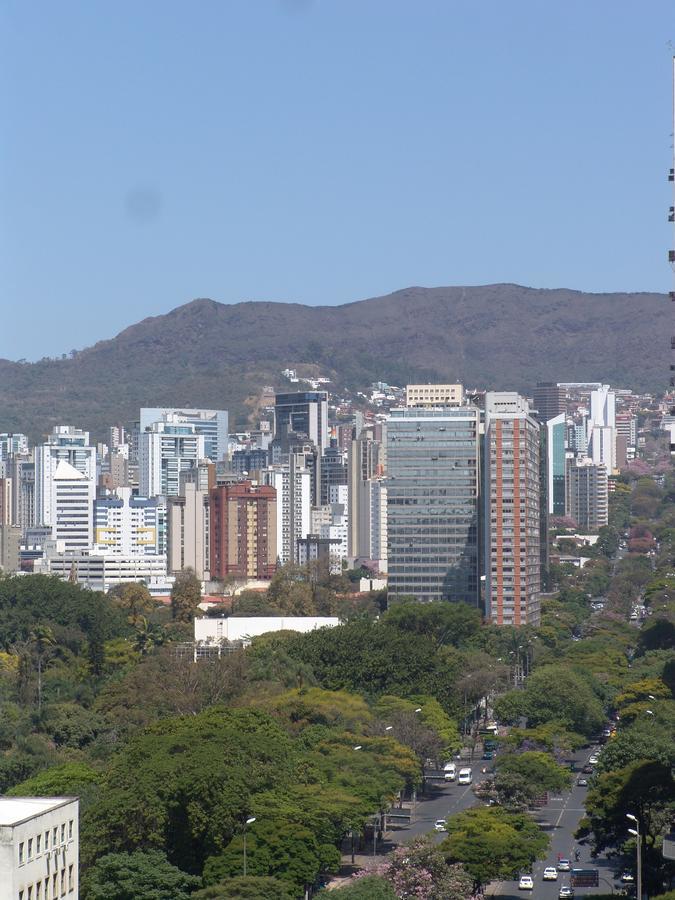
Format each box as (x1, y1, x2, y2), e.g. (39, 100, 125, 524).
(1, 0, 673, 359)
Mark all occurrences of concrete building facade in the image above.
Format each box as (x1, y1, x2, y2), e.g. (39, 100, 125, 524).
(483, 392, 541, 627)
(567, 459, 609, 531)
(405, 384, 464, 408)
(0, 796, 79, 900)
(138, 419, 205, 498)
(139, 408, 228, 462)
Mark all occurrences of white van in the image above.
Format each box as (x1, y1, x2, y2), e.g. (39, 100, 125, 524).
(443, 763, 456, 782)
(458, 767, 473, 785)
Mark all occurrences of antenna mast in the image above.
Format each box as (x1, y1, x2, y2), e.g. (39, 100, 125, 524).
(669, 55, 675, 453)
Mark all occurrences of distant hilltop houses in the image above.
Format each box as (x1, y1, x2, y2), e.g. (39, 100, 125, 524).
(0, 378, 666, 627)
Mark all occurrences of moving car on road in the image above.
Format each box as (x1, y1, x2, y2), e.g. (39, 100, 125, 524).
(557, 858, 571, 871)
(434, 818, 447, 832)
(458, 767, 473, 785)
(543, 867, 559, 881)
(577, 777, 588, 787)
(558, 887, 574, 898)
(518, 875, 534, 890)
(620, 871, 635, 883)
(589, 754, 599, 765)
(443, 762, 456, 782)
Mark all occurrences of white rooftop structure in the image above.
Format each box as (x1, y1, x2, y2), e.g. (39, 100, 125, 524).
(0, 798, 71, 826)
(194, 616, 339, 646)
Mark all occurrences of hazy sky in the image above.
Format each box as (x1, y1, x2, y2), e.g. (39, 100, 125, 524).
(1, 0, 674, 360)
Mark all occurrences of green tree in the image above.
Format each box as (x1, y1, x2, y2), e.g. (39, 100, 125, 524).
(28, 625, 56, 713)
(170, 568, 202, 622)
(494, 751, 570, 809)
(494, 664, 605, 737)
(203, 819, 325, 895)
(7, 762, 100, 798)
(382, 601, 482, 647)
(81, 850, 200, 900)
(192, 876, 295, 899)
(108, 582, 156, 626)
(441, 806, 549, 889)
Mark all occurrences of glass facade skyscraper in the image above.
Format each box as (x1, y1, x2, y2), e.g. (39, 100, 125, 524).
(386, 406, 480, 605)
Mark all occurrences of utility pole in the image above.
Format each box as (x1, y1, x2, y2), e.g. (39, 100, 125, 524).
(627, 813, 642, 900)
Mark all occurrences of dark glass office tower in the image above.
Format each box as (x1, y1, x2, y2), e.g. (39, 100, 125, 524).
(274, 392, 328, 454)
(386, 406, 481, 605)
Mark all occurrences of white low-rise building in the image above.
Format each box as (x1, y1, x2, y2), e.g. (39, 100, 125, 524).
(194, 616, 339, 647)
(35, 549, 171, 595)
(0, 796, 79, 900)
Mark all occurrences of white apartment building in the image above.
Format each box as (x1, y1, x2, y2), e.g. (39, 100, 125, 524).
(34, 427, 96, 532)
(567, 458, 609, 531)
(588, 386, 616, 472)
(0, 434, 28, 461)
(195, 616, 339, 647)
(138, 418, 205, 498)
(46, 462, 95, 552)
(0, 796, 78, 900)
(37, 549, 170, 594)
(139, 408, 228, 462)
(93, 487, 160, 556)
(262, 457, 311, 564)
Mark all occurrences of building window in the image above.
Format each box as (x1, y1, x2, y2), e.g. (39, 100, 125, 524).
(45, 877, 49, 900)
(28, 887, 33, 900)
(53, 827, 58, 846)
(68, 865, 74, 892)
(60, 824, 65, 845)
(36, 883, 42, 900)
(60, 869, 66, 897)
(36, 834, 41, 854)
(19, 841, 24, 864)
(44, 831, 49, 850)
(19, 891, 24, 900)
(68, 820, 73, 840)
(52, 874, 57, 898)
(28, 837, 33, 859)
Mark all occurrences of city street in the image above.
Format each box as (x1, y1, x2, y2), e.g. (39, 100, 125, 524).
(491, 747, 622, 898)
(393, 776, 480, 841)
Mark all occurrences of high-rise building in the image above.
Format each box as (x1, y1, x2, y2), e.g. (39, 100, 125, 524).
(167, 482, 210, 580)
(261, 455, 312, 565)
(49, 460, 96, 552)
(94, 488, 161, 556)
(35, 427, 96, 530)
(0, 478, 12, 526)
(139, 408, 228, 462)
(138, 418, 205, 498)
(567, 459, 608, 531)
(0, 526, 20, 573)
(483, 393, 541, 627)
(320, 440, 348, 505)
(0, 433, 28, 461)
(532, 382, 566, 423)
(347, 432, 385, 561)
(588, 385, 616, 472)
(10, 457, 34, 531)
(274, 391, 328, 453)
(405, 384, 464, 407)
(545, 414, 567, 516)
(209, 481, 277, 580)
(386, 405, 481, 604)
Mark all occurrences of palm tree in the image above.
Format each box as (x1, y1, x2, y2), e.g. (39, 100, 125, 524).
(28, 626, 56, 713)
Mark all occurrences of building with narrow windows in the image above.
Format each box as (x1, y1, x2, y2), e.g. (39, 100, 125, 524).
(0, 796, 79, 900)
(532, 382, 566, 423)
(386, 405, 481, 605)
(138, 418, 205, 498)
(273, 392, 328, 453)
(139, 408, 228, 462)
(34, 427, 96, 531)
(406, 384, 464, 408)
(545, 414, 567, 516)
(261, 455, 311, 565)
(94, 488, 161, 556)
(167, 483, 210, 580)
(483, 393, 541, 627)
(567, 459, 608, 531)
(209, 481, 277, 580)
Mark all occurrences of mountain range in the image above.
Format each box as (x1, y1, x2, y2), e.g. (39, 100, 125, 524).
(0, 283, 667, 441)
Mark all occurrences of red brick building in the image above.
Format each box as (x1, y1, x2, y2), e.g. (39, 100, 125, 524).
(209, 481, 277, 580)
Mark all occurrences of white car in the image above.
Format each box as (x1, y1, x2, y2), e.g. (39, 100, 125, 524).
(444, 763, 456, 781)
(434, 818, 447, 832)
(518, 875, 534, 890)
(457, 767, 473, 785)
(559, 887, 574, 899)
(589, 754, 599, 765)
(543, 867, 559, 881)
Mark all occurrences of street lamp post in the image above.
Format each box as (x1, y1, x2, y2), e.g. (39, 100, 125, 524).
(243, 816, 256, 877)
(627, 814, 642, 900)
